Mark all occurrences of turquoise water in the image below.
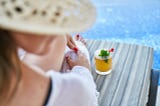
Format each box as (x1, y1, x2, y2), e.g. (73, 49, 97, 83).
(82, 0, 160, 69)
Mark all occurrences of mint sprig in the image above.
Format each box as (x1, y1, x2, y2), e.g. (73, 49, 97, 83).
(98, 50, 110, 57)
(98, 50, 110, 63)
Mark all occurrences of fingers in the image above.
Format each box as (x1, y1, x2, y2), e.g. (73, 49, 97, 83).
(69, 36, 76, 46)
(66, 51, 90, 70)
(66, 56, 74, 68)
(66, 34, 77, 49)
(68, 40, 76, 49)
(75, 34, 86, 45)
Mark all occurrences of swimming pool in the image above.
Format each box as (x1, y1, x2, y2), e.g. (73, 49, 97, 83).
(82, 0, 160, 69)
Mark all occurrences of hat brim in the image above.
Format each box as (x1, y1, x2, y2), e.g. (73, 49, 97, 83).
(0, 0, 96, 35)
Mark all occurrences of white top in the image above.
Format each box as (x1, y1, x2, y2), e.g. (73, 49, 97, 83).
(46, 66, 99, 106)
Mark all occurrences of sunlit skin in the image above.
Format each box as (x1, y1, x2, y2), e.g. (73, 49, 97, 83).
(12, 32, 77, 71)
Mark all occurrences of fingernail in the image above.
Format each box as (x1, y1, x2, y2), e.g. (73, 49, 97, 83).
(76, 34, 80, 38)
(73, 47, 78, 53)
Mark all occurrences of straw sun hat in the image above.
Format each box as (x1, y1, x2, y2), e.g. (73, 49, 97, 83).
(0, 0, 96, 35)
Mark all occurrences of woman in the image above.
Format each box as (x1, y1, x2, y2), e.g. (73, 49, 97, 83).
(0, 0, 98, 106)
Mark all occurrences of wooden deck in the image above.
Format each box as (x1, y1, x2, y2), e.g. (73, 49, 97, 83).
(86, 40, 153, 106)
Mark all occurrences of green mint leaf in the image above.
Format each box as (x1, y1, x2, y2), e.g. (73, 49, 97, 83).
(99, 50, 110, 57)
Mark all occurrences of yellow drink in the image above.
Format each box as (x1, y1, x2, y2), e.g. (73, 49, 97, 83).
(95, 57, 112, 72)
(94, 49, 112, 75)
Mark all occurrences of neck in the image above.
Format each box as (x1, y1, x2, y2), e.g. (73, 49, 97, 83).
(8, 62, 50, 106)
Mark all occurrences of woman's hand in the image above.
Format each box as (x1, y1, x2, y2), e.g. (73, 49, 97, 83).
(66, 51, 91, 71)
(66, 34, 77, 50)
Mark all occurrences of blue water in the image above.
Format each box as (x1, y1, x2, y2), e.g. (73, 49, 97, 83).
(82, 0, 160, 69)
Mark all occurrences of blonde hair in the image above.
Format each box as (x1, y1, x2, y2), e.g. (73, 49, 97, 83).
(0, 29, 21, 104)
